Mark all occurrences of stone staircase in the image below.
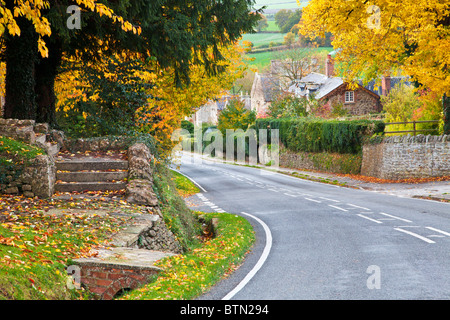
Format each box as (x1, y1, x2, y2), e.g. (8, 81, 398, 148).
(55, 155, 129, 193)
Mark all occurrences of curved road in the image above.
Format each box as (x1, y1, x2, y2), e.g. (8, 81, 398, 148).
(175, 153, 450, 300)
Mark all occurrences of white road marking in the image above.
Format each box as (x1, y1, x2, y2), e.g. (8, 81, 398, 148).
(394, 228, 435, 244)
(222, 212, 272, 300)
(305, 198, 321, 203)
(284, 193, 299, 197)
(319, 197, 340, 203)
(378, 212, 412, 223)
(328, 204, 348, 212)
(347, 203, 370, 211)
(357, 214, 382, 224)
(426, 227, 450, 237)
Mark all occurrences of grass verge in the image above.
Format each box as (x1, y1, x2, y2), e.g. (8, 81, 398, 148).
(0, 162, 255, 300)
(120, 211, 255, 300)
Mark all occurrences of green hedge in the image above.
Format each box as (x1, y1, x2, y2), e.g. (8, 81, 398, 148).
(256, 118, 385, 154)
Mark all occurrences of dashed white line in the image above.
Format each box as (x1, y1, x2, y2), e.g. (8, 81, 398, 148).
(357, 214, 382, 224)
(394, 227, 435, 244)
(284, 193, 299, 198)
(319, 197, 340, 203)
(425, 227, 450, 237)
(378, 212, 412, 223)
(347, 203, 370, 211)
(328, 204, 348, 212)
(305, 198, 321, 203)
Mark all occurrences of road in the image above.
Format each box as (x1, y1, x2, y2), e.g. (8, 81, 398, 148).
(174, 152, 450, 300)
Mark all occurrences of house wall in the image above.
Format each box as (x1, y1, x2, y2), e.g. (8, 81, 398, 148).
(251, 75, 271, 115)
(324, 85, 381, 115)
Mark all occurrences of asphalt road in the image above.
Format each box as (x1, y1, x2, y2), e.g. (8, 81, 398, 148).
(174, 153, 450, 300)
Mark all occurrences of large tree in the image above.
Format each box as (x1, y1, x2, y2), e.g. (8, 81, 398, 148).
(1, 0, 262, 126)
(300, 0, 450, 133)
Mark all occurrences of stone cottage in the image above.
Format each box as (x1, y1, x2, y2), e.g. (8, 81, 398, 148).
(287, 54, 411, 116)
(250, 72, 280, 116)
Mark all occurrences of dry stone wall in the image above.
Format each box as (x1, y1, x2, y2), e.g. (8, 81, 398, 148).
(0, 119, 62, 198)
(361, 134, 450, 180)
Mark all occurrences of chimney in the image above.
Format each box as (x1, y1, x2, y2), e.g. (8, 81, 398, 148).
(381, 76, 391, 96)
(325, 54, 334, 78)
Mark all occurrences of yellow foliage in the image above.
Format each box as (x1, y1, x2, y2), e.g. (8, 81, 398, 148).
(55, 42, 252, 158)
(0, 1, 140, 58)
(299, 0, 450, 97)
(136, 42, 252, 157)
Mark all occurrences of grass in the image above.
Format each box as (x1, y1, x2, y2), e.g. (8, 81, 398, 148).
(0, 196, 137, 300)
(265, 20, 280, 32)
(120, 211, 255, 300)
(169, 170, 200, 198)
(0, 151, 255, 300)
(241, 32, 287, 48)
(247, 46, 333, 72)
(0, 136, 45, 167)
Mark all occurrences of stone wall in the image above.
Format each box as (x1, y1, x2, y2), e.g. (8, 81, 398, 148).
(0, 119, 62, 198)
(278, 145, 363, 175)
(361, 135, 450, 180)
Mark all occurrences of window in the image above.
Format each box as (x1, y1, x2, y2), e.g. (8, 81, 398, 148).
(345, 91, 355, 103)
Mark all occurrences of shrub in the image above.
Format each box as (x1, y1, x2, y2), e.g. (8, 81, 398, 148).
(218, 98, 256, 134)
(256, 117, 385, 154)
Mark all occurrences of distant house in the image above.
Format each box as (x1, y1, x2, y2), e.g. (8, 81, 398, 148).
(286, 54, 414, 116)
(187, 94, 252, 126)
(251, 72, 280, 115)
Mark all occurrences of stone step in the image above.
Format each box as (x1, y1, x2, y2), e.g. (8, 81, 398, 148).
(56, 171, 128, 183)
(74, 247, 176, 300)
(54, 181, 127, 193)
(56, 159, 129, 172)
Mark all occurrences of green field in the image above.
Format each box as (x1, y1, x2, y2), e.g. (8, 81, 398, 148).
(266, 20, 280, 32)
(246, 47, 334, 72)
(242, 33, 288, 48)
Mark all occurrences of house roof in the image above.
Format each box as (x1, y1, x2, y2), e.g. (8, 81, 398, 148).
(252, 73, 280, 102)
(315, 77, 344, 99)
(360, 77, 412, 96)
(297, 72, 328, 85)
(287, 73, 343, 99)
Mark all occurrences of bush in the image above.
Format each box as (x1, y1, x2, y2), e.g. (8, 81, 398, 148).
(256, 117, 385, 154)
(218, 98, 256, 134)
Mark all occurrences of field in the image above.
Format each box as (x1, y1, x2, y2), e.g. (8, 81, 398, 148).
(241, 32, 288, 48)
(246, 46, 334, 72)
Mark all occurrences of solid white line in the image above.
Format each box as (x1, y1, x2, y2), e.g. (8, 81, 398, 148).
(357, 214, 382, 224)
(171, 168, 207, 193)
(378, 212, 412, 223)
(305, 197, 321, 203)
(394, 228, 435, 244)
(426, 227, 450, 237)
(328, 204, 348, 212)
(222, 212, 272, 300)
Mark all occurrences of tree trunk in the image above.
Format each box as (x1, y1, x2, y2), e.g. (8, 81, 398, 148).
(35, 39, 63, 128)
(444, 93, 450, 135)
(3, 17, 38, 120)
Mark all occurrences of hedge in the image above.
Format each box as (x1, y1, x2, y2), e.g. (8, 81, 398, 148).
(255, 118, 385, 154)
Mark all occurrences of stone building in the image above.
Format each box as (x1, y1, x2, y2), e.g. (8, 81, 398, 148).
(286, 54, 410, 116)
(250, 72, 280, 116)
